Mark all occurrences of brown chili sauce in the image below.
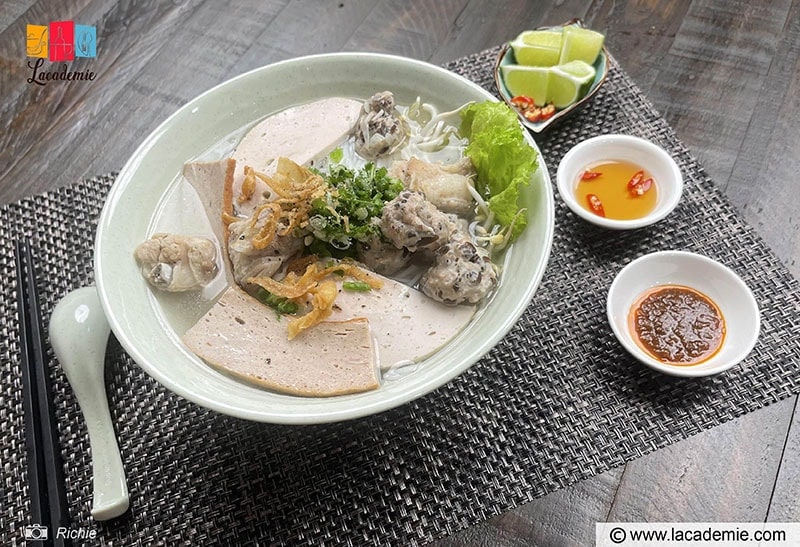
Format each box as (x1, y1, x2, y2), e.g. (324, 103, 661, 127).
(629, 284, 726, 366)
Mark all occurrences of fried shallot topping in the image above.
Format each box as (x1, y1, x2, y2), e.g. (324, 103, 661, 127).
(248, 260, 383, 339)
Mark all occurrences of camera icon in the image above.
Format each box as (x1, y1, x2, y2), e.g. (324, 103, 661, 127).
(24, 524, 49, 541)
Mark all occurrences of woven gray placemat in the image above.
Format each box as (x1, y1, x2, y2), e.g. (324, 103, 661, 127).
(2, 49, 799, 546)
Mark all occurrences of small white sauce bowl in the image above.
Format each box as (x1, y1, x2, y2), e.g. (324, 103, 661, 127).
(557, 134, 683, 229)
(607, 251, 760, 377)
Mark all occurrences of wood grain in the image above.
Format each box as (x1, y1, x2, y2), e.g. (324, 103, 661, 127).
(725, 0, 800, 270)
(769, 399, 800, 521)
(436, 468, 624, 546)
(428, 0, 593, 65)
(608, 398, 793, 522)
(1, 1, 798, 544)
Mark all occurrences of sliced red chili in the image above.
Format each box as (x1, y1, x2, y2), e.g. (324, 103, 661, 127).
(626, 170, 645, 190)
(510, 95, 535, 110)
(539, 103, 556, 120)
(523, 106, 544, 122)
(586, 194, 605, 217)
(581, 169, 602, 181)
(630, 177, 653, 196)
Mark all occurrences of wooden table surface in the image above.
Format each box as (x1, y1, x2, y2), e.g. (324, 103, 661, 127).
(2, 1, 798, 545)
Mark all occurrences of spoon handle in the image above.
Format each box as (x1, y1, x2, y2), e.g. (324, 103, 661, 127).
(49, 287, 130, 521)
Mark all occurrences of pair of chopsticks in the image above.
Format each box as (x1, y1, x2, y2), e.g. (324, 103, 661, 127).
(15, 239, 70, 546)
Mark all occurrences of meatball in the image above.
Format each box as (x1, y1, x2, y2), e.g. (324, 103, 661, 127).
(134, 233, 218, 291)
(357, 234, 411, 276)
(354, 91, 407, 159)
(419, 234, 497, 305)
(380, 190, 453, 252)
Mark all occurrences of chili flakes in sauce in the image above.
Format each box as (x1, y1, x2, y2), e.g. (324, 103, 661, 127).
(629, 285, 726, 366)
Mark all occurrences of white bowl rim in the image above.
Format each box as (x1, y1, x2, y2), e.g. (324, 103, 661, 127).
(93, 51, 555, 423)
(557, 134, 684, 229)
(606, 250, 760, 377)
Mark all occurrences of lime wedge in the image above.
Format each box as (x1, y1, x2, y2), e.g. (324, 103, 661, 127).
(558, 26, 605, 64)
(500, 65, 551, 105)
(510, 29, 562, 66)
(557, 59, 597, 80)
(548, 61, 596, 108)
(516, 29, 562, 47)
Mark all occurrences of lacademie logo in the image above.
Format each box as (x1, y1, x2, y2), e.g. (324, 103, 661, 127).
(26, 21, 97, 86)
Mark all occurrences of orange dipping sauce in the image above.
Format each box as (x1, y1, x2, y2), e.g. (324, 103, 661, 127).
(629, 285, 726, 366)
(575, 160, 658, 220)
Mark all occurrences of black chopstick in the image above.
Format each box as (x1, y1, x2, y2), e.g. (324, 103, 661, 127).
(15, 239, 70, 546)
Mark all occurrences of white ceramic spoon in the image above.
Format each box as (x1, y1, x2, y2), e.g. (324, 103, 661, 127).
(49, 287, 130, 521)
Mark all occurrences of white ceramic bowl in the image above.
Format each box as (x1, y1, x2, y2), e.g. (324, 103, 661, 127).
(607, 251, 760, 377)
(557, 134, 683, 229)
(94, 53, 555, 424)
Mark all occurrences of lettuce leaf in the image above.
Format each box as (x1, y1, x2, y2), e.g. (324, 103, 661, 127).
(460, 101, 538, 239)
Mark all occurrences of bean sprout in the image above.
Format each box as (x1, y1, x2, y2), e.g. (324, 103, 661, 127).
(464, 178, 524, 253)
(397, 97, 471, 159)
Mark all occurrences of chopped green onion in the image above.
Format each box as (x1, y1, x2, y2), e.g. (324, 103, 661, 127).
(342, 281, 372, 292)
(328, 147, 344, 164)
(254, 287, 299, 315)
(309, 162, 403, 254)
